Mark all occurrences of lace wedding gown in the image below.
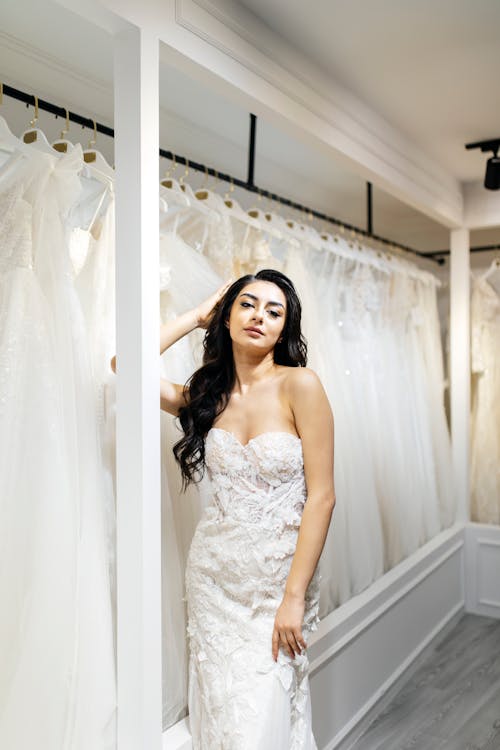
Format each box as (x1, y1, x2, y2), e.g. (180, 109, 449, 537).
(185, 428, 321, 749)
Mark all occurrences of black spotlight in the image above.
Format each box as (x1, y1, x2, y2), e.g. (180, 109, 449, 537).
(465, 138, 500, 191)
(484, 150, 500, 190)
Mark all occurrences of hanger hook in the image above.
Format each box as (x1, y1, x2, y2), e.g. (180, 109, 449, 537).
(165, 155, 177, 179)
(29, 95, 39, 129)
(200, 164, 209, 189)
(224, 175, 235, 201)
(179, 162, 189, 186)
(88, 119, 97, 149)
(60, 108, 70, 141)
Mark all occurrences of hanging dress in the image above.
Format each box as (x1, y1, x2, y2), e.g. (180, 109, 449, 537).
(0, 145, 115, 749)
(471, 275, 500, 524)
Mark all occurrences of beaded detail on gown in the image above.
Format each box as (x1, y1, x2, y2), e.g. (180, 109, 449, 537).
(185, 428, 321, 749)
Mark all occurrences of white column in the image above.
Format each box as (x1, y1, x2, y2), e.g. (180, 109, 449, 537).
(449, 227, 470, 523)
(114, 27, 162, 750)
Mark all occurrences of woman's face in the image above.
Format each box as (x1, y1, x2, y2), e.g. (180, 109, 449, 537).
(226, 280, 287, 351)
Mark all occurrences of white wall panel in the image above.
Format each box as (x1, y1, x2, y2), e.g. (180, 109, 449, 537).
(465, 524, 500, 619)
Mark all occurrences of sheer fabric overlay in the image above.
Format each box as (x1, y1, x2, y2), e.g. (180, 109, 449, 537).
(0, 136, 116, 748)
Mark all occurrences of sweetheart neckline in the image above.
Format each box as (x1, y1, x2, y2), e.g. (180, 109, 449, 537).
(208, 427, 302, 449)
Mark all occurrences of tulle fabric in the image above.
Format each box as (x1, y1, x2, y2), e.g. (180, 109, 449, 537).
(0, 146, 116, 748)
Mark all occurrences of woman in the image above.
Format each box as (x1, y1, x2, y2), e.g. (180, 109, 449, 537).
(115, 269, 335, 747)
(160, 269, 335, 749)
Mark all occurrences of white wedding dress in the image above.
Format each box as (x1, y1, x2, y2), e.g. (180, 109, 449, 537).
(471, 274, 500, 524)
(0, 145, 115, 748)
(185, 428, 321, 749)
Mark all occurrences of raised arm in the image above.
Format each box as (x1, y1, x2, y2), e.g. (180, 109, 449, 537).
(272, 367, 335, 661)
(109, 279, 233, 417)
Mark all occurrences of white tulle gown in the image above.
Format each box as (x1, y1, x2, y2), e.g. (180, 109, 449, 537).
(0, 145, 115, 748)
(185, 429, 320, 749)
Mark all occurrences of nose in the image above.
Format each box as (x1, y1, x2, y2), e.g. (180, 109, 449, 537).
(252, 307, 264, 323)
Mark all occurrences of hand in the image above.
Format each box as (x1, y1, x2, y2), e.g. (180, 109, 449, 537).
(110, 355, 116, 373)
(195, 279, 233, 329)
(272, 591, 307, 661)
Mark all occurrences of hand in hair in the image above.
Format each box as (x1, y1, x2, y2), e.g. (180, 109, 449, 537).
(195, 279, 233, 329)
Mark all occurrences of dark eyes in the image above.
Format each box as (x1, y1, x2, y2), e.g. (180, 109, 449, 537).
(240, 301, 281, 318)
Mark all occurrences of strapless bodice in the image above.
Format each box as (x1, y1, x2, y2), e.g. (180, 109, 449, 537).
(204, 427, 306, 534)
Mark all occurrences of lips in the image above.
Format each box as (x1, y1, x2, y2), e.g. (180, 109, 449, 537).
(244, 327, 264, 336)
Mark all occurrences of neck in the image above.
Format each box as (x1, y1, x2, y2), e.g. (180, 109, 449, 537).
(231, 345, 276, 395)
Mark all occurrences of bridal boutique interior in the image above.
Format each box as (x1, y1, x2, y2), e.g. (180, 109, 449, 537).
(1, 0, 499, 748)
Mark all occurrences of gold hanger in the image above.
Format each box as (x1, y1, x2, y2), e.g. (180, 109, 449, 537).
(197, 168, 219, 200)
(195, 164, 210, 199)
(161, 155, 177, 188)
(23, 95, 39, 143)
(224, 176, 235, 208)
(53, 108, 70, 153)
(83, 120, 98, 163)
(179, 163, 189, 192)
(263, 191, 274, 222)
(248, 188, 263, 219)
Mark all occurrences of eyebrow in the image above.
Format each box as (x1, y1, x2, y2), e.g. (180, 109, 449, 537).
(239, 292, 285, 309)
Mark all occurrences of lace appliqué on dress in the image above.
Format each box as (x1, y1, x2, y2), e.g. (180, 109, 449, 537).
(185, 429, 320, 749)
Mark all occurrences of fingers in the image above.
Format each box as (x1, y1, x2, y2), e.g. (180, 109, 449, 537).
(272, 628, 279, 662)
(272, 627, 306, 661)
(281, 632, 295, 659)
(217, 278, 233, 298)
(287, 631, 303, 658)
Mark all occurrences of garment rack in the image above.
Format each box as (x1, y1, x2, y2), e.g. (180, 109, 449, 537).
(2, 83, 466, 266)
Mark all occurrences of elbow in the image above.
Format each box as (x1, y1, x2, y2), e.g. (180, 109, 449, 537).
(308, 490, 336, 510)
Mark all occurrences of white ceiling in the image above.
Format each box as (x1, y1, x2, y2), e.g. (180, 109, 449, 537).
(237, 0, 500, 183)
(1, 0, 499, 260)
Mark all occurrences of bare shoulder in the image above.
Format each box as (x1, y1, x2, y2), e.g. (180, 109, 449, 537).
(282, 366, 333, 428)
(282, 366, 324, 395)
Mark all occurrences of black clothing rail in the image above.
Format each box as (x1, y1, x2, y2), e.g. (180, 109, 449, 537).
(426, 244, 500, 258)
(2, 83, 443, 263)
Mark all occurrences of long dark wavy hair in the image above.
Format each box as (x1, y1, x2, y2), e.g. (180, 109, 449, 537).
(173, 269, 307, 489)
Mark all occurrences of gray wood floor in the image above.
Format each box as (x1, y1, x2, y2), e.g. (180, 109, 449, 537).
(349, 614, 500, 750)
